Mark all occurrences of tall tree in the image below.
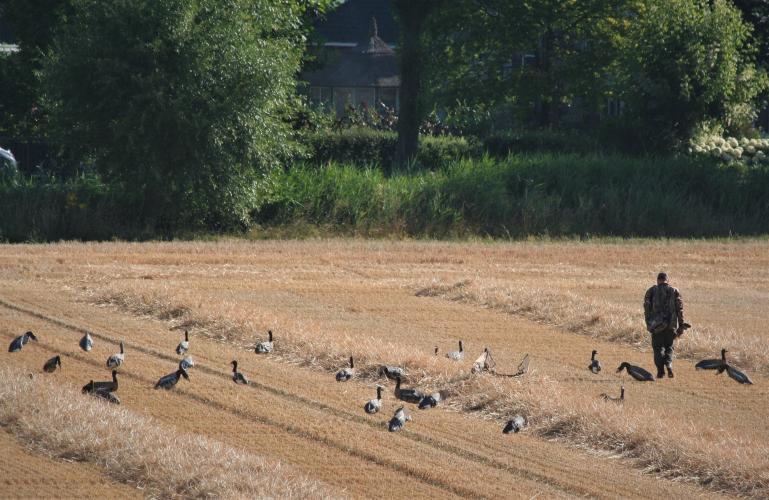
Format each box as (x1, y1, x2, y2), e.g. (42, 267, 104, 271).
(42, 0, 306, 231)
(392, 0, 441, 165)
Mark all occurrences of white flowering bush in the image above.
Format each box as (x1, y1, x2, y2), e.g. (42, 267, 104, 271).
(690, 135, 769, 165)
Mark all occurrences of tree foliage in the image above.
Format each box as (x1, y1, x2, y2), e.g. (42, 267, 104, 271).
(617, 0, 768, 149)
(41, 0, 306, 231)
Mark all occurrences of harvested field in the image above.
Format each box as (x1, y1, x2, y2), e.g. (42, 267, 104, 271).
(1, 239, 768, 498)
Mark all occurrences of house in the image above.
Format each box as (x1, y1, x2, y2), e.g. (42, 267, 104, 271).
(302, 0, 400, 116)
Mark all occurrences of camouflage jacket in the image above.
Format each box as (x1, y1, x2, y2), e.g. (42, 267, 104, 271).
(644, 283, 684, 332)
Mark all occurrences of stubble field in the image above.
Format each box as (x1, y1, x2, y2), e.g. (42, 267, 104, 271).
(1, 239, 768, 498)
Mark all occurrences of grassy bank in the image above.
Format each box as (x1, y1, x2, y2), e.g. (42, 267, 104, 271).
(259, 154, 769, 238)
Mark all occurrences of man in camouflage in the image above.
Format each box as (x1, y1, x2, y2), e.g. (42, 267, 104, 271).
(644, 272, 685, 378)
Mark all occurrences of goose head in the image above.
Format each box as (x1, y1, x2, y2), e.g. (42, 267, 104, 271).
(231, 360, 238, 371)
(616, 362, 629, 373)
(54, 355, 61, 366)
(458, 340, 463, 352)
(349, 356, 354, 369)
(184, 330, 189, 341)
(434, 346, 438, 355)
(376, 386, 383, 399)
(721, 348, 728, 361)
(591, 350, 598, 360)
(25, 331, 38, 342)
(119, 341, 125, 354)
(111, 370, 118, 381)
(268, 330, 273, 342)
(178, 368, 190, 380)
(620, 385, 625, 399)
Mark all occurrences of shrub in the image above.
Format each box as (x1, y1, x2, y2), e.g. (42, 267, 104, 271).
(303, 128, 477, 172)
(483, 130, 603, 157)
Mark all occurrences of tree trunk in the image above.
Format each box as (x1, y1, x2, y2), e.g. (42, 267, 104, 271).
(392, 1, 436, 167)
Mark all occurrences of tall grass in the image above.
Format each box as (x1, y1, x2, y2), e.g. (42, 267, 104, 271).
(260, 154, 769, 238)
(93, 285, 769, 496)
(0, 367, 337, 499)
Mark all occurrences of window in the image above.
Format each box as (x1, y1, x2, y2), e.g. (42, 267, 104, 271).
(356, 87, 375, 109)
(309, 86, 332, 110)
(333, 87, 354, 115)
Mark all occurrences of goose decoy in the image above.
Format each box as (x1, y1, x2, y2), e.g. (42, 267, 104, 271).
(255, 330, 274, 354)
(418, 391, 443, 410)
(446, 341, 464, 361)
(600, 385, 625, 403)
(154, 368, 189, 390)
(388, 406, 411, 432)
(695, 349, 727, 370)
(503, 415, 526, 434)
(231, 360, 249, 385)
(180, 356, 195, 371)
(79, 332, 94, 352)
(175, 330, 190, 355)
(434, 346, 439, 356)
(378, 365, 405, 380)
(106, 341, 125, 369)
(616, 362, 655, 382)
(8, 331, 37, 353)
(588, 350, 601, 374)
(43, 355, 62, 373)
(717, 364, 753, 385)
(91, 389, 120, 404)
(82, 370, 119, 393)
(394, 376, 423, 404)
(364, 386, 383, 414)
(336, 356, 355, 382)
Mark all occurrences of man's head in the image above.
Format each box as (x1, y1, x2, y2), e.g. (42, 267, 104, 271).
(657, 272, 668, 285)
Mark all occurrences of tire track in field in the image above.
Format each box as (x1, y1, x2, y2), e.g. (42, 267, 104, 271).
(0, 297, 588, 499)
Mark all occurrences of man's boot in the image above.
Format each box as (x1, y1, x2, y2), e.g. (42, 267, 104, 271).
(656, 367, 665, 378)
(666, 363, 674, 378)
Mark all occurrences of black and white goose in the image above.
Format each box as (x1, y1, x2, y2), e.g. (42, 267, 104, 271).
(600, 385, 625, 403)
(364, 386, 383, 414)
(378, 365, 405, 380)
(616, 362, 655, 382)
(8, 331, 37, 353)
(255, 330, 274, 354)
(446, 341, 464, 361)
(79, 332, 93, 352)
(336, 356, 355, 382)
(43, 355, 62, 373)
(180, 356, 195, 371)
(503, 415, 526, 434)
(231, 360, 249, 385)
(418, 390, 444, 409)
(82, 370, 118, 393)
(717, 364, 753, 385)
(388, 406, 411, 432)
(106, 341, 125, 369)
(588, 350, 601, 374)
(176, 330, 190, 355)
(394, 376, 423, 404)
(695, 349, 728, 370)
(154, 368, 189, 390)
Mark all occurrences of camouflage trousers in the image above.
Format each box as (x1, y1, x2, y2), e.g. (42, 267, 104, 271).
(651, 329, 676, 371)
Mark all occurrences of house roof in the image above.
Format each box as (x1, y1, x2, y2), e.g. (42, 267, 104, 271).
(303, 45, 399, 87)
(314, 0, 398, 45)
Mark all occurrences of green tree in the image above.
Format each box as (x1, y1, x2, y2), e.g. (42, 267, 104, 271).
(617, 0, 768, 150)
(42, 0, 306, 231)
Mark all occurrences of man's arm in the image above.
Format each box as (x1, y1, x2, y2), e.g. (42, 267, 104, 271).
(675, 289, 685, 334)
(643, 286, 654, 324)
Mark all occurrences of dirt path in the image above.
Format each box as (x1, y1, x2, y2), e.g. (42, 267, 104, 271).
(0, 286, 718, 499)
(0, 428, 141, 499)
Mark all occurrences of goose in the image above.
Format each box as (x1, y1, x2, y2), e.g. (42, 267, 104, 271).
(695, 349, 727, 370)
(180, 356, 195, 371)
(446, 341, 464, 361)
(378, 365, 405, 380)
(394, 376, 423, 404)
(336, 356, 355, 382)
(79, 332, 94, 352)
(418, 391, 443, 410)
(8, 331, 37, 353)
(255, 330, 274, 354)
(588, 350, 601, 374)
(364, 386, 383, 414)
(616, 362, 655, 382)
(106, 341, 125, 369)
(434, 346, 439, 356)
(175, 330, 190, 355)
(600, 385, 625, 403)
(231, 360, 249, 385)
(82, 370, 118, 393)
(91, 389, 121, 404)
(717, 364, 753, 385)
(503, 415, 526, 434)
(43, 355, 62, 373)
(154, 368, 189, 390)
(388, 406, 411, 432)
